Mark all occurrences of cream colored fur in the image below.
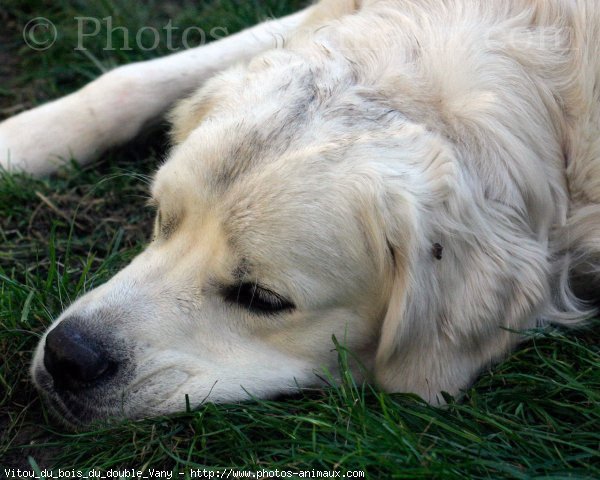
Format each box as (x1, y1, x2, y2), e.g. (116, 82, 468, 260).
(7, 0, 598, 425)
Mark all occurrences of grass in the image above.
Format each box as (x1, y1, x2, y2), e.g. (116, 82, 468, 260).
(0, 0, 599, 477)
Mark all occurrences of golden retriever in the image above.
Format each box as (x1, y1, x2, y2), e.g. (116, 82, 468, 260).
(1, 0, 599, 426)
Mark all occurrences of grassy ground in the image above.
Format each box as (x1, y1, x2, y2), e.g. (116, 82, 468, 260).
(1, 0, 599, 477)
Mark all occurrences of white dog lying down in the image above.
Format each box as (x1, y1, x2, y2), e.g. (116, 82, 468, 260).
(1, 0, 599, 425)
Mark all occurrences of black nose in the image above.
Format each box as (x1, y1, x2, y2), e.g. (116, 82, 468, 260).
(44, 319, 115, 389)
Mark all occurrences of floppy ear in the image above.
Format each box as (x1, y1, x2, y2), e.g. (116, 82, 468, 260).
(370, 128, 552, 404)
(167, 65, 248, 144)
(168, 87, 220, 145)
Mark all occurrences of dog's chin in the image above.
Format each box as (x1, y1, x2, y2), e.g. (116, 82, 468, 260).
(33, 372, 93, 430)
(31, 361, 207, 428)
(31, 365, 134, 430)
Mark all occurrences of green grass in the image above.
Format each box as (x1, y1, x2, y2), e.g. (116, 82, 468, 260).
(1, 1, 599, 477)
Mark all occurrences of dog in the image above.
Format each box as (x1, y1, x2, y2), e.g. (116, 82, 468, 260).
(1, 0, 599, 426)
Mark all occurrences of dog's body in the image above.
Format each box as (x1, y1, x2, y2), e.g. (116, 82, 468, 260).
(2, 0, 599, 426)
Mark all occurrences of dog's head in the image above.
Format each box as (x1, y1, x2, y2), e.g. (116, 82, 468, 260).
(31, 48, 547, 426)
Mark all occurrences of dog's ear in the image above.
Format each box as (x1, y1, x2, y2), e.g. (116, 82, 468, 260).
(168, 88, 219, 145)
(168, 64, 254, 145)
(168, 65, 247, 144)
(368, 128, 553, 404)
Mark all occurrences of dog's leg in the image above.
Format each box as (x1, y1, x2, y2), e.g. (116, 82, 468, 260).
(0, 8, 311, 176)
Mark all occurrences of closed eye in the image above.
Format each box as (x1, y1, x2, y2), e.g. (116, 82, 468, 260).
(223, 282, 295, 314)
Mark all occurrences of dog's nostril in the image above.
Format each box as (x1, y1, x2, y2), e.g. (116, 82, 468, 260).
(44, 319, 115, 389)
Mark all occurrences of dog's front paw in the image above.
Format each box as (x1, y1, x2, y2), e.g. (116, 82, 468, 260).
(0, 107, 70, 176)
(0, 66, 160, 176)
(0, 131, 11, 172)
(0, 89, 107, 176)
(0, 130, 51, 176)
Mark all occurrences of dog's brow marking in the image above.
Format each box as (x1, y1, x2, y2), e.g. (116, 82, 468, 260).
(160, 213, 181, 240)
(232, 261, 251, 281)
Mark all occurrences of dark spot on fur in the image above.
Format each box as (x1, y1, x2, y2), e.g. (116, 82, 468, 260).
(212, 70, 320, 192)
(432, 243, 444, 260)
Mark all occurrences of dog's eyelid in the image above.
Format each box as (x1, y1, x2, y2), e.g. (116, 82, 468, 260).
(222, 282, 295, 314)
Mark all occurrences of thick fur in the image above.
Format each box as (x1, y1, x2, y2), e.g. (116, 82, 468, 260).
(3, 0, 598, 425)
